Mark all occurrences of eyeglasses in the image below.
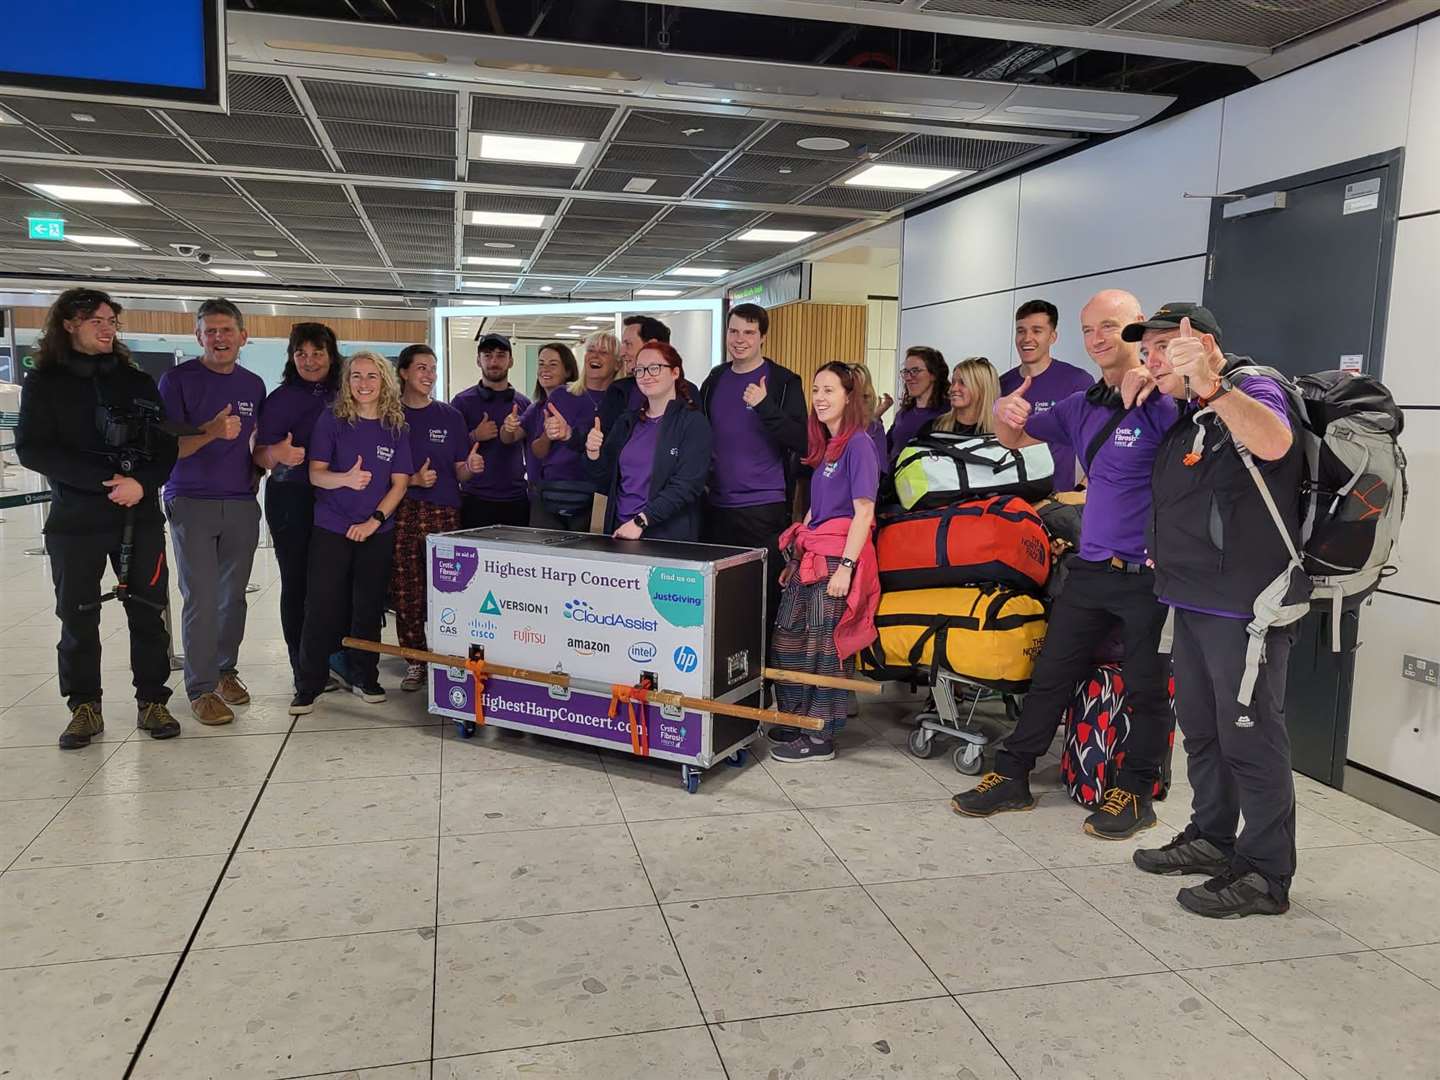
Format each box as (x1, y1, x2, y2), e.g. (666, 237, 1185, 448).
(634, 362, 671, 378)
(900, 367, 925, 378)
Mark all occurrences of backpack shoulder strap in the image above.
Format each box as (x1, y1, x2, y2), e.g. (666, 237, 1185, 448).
(1082, 407, 1127, 475)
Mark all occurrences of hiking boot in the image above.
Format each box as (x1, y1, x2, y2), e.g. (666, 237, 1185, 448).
(190, 692, 234, 726)
(768, 734, 835, 764)
(354, 682, 386, 705)
(217, 673, 250, 706)
(1177, 870, 1289, 919)
(288, 691, 317, 716)
(949, 772, 1035, 817)
(1084, 787, 1157, 840)
(136, 702, 181, 740)
(401, 663, 427, 693)
(1133, 831, 1231, 877)
(58, 702, 103, 750)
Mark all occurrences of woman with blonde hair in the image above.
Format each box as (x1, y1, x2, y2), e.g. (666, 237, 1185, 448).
(577, 329, 621, 408)
(290, 351, 413, 715)
(849, 363, 888, 467)
(919, 356, 1000, 438)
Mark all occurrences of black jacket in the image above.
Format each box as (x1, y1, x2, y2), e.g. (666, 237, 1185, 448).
(583, 399, 712, 540)
(698, 357, 809, 503)
(1149, 356, 1304, 615)
(16, 352, 178, 535)
(596, 374, 701, 434)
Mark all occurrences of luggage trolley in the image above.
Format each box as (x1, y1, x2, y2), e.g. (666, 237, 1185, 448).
(905, 668, 1023, 775)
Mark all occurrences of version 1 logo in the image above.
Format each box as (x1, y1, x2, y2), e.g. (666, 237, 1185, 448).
(673, 645, 699, 674)
(563, 598, 658, 633)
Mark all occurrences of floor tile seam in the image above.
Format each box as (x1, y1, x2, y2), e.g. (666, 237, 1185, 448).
(237, 831, 443, 854)
(1374, 948, 1440, 986)
(2, 740, 125, 871)
(0, 946, 190, 973)
(616, 802, 814, 825)
(428, 760, 443, 1076)
(1037, 862, 1177, 973)
(439, 900, 662, 927)
(274, 1058, 432, 1080)
(1168, 965, 1323, 1077)
(699, 991, 957, 1028)
(3, 848, 248, 873)
(430, 1024, 717, 1063)
(189, 920, 443, 955)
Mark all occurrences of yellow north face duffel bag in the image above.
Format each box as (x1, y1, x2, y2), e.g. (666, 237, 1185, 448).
(860, 584, 1048, 691)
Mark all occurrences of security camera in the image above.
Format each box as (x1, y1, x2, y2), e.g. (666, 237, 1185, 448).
(170, 243, 200, 258)
(196, 251, 213, 265)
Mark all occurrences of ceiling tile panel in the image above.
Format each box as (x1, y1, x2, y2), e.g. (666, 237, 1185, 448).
(582, 171, 692, 197)
(227, 73, 302, 115)
(305, 81, 455, 127)
(326, 121, 454, 157)
(336, 152, 454, 180)
(613, 110, 764, 150)
(54, 132, 202, 163)
(594, 144, 725, 178)
(751, 123, 906, 159)
(202, 143, 335, 171)
(466, 161, 580, 188)
(469, 95, 613, 140)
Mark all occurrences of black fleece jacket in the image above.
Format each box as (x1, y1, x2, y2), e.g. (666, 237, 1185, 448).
(583, 399, 712, 540)
(697, 357, 809, 503)
(16, 353, 178, 535)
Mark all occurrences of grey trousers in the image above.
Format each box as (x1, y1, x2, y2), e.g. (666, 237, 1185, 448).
(1172, 608, 1298, 895)
(166, 496, 261, 700)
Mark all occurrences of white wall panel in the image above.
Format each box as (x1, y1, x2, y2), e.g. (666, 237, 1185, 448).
(1347, 591, 1440, 797)
(897, 290, 1015, 398)
(899, 177, 1019, 311)
(1381, 214, 1440, 407)
(1015, 103, 1220, 289)
(1400, 17, 1440, 217)
(1387, 408, 1440, 604)
(1217, 29, 1416, 194)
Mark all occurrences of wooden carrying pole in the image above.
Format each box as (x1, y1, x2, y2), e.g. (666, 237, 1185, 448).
(344, 638, 835, 731)
(762, 667, 881, 695)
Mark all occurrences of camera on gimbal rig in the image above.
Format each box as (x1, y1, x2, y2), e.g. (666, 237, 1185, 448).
(95, 398, 165, 476)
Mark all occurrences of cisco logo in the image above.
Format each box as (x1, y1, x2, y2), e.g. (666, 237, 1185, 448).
(568, 637, 611, 656)
(439, 607, 459, 636)
(563, 598, 658, 633)
(467, 616, 498, 642)
(673, 646, 699, 674)
(628, 641, 657, 663)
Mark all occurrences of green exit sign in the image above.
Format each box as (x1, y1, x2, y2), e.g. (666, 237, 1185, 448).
(27, 217, 65, 241)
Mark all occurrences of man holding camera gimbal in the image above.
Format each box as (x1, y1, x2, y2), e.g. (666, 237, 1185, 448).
(16, 288, 182, 748)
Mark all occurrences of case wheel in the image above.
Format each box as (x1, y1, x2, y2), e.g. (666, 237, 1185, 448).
(953, 742, 984, 775)
(455, 719, 477, 738)
(907, 728, 937, 759)
(682, 768, 702, 795)
(727, 749, 747, 767)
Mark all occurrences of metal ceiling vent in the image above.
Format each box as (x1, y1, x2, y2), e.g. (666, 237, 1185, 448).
(227, 11, 1173, 135)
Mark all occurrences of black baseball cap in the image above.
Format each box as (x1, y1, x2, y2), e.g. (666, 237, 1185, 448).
(1121, 302, 1222, 344)
(475, 332, 512, 352)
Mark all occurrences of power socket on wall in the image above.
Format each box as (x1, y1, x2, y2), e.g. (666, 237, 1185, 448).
(1401, 655, 1439, 688)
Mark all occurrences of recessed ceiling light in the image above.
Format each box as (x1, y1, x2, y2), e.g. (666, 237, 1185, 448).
(467, 210, 548, 229)
(737, 228, 816, 243)
(69, 112, 97, 123)
(583, 315, 613, 321)
(37, 265, 64, 272)
(843, 163, 966, 191)
(89, 265, 113, 272)
(29, 183, 146, 204)
(473, 132, 588, 166)
(209, 266, 269, 278)
(464, 256, 524, 267)
(668, 267, 728, 278)
(462, 279, 516, 289)
(0, 108, 18, 125)
(253, 249, 279, 258)
(65, 234, 142, 248)
(484, 241, 516, 249)
(539, 285, 553, 292)
(635, 288, 682, 298)
(567, 325, 594, 331)
(797, 136, 850, 152)
(623, 177, 657, 193)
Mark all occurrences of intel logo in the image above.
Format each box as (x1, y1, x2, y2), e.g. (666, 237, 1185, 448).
(629, 641, 657, 662)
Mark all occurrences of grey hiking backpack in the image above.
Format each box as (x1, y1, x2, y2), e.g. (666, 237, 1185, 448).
(1227, 366, 1408, 703)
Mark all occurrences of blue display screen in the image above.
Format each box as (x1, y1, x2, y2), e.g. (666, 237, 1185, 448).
(0, 0, 217, 100)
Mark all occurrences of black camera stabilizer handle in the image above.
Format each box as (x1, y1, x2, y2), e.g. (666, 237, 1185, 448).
(77, 446, 166, 614)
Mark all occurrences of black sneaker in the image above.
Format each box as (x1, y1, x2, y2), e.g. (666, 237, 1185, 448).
(1133, 831, 1231, 877)
(136, 702, 181, 740)
(766, 725, 805, 744)
(354, 683, 386, 705)
(1083, 787, 1157, 840)
(768, 734, 835, 764)
(58, 701, 103, 750)
(1177, 870, 1290, 919)
(949, 772, 1035, 817)
(288, 691, 317, 716)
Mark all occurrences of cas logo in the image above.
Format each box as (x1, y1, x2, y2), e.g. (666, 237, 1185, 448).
(673, 645, 699, 673)
(439, 607, 459, 636)
(628, 641, 657, 663)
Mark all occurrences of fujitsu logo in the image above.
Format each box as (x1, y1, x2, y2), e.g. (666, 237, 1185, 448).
(513, 627, 546, 645)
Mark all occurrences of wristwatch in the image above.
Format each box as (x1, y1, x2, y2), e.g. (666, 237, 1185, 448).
(838, 557, 857, 570)
(1198, 377, 1234, 407)
(370, 510, 387, 525)
(635, 512, 650, 531)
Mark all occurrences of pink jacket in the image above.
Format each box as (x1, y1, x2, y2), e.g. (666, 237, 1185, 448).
(779, 517, 880, 662)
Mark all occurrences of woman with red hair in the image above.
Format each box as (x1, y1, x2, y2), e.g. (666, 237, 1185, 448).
(768, 361, 881, 763)
(583, 340, 712, 541)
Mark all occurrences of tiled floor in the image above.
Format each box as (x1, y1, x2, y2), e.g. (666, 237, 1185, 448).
(1, 494, 1439, 1079)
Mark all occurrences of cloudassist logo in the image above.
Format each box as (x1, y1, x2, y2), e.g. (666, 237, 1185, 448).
(628, 641, 657, 663)
(439, 607, 458, 636)
(673, 645, 699, 674)
(562, 599, 658, 633)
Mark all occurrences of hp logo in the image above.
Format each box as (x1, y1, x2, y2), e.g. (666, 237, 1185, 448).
(673, 646, 698, 674)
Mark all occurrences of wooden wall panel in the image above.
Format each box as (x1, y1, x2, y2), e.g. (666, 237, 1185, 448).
(10, 306, 426, 343)
(764, 302, 867, 397)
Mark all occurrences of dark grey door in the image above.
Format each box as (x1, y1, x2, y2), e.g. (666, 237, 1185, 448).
(1201, 152, 1400, 789)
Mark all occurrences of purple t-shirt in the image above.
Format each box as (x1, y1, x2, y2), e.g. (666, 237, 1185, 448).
(809, 432, 880, 528)
(999, 359, 1095, 492)
(585, 386, 608, 411)
(887, 403, 946, 466)
(450, 384, 531, 502)
(865, 420, 886, 469)
(708, 363, 787, 508)
(616, 414, 662, 522)
(1029, 391, 1179, 564)
(309, 411, 414, 536)
(257, 380, 334, 485)
(158, 357, 266, 501)
(522, 390, 594, 486)
(403, 401, 468, 509)
(1162, 374, 1294, 619)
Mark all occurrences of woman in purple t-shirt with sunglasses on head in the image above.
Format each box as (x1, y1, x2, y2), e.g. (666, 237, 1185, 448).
(289, 352, 412, 716)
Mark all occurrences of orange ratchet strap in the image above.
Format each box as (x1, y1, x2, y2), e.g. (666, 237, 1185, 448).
(608, 683, 651, 757)
(464, 657, 488, 727)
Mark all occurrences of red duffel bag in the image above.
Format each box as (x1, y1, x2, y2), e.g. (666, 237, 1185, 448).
(876, 495, 1050, 593)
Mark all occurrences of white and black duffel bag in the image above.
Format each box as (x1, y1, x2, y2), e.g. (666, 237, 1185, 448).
(893, 432, 1055, 511)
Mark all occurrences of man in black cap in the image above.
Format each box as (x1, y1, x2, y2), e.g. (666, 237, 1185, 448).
(1121, 302, 1305, 919)
(451, 332, 530, 528)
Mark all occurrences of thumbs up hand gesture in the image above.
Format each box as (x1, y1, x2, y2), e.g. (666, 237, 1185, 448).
(472, 413, 498, 443)
(543, 401, 572, 443)
(876, 392, 894, 419)
(994, 375, 1034, 431)
(742, 374, 768, 408)
(413, 457, 437, 488)
(464, 442, 485, 476)
(502, 402, 522, 435)
(585, 416, 604, 460)
(276, 432, 305, 467)
(341, 454, 372, 491)
(1166, 316, 1221, 397)
(207, 403, 242, 441)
